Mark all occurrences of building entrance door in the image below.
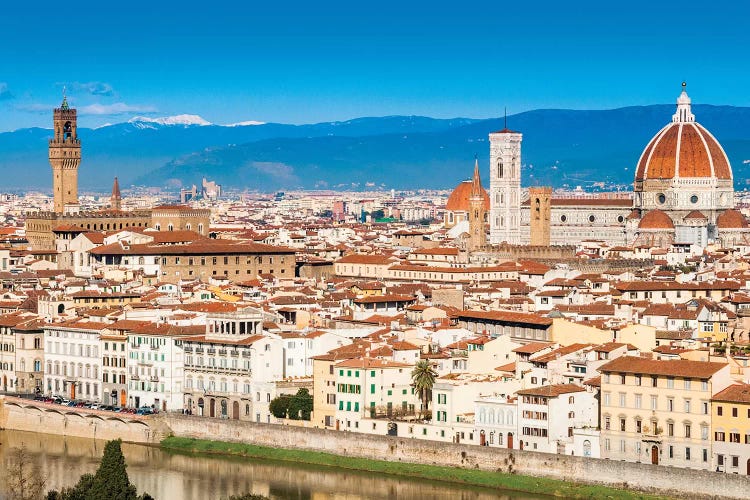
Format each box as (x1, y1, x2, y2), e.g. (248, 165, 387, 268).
(651, 446, 659, 465)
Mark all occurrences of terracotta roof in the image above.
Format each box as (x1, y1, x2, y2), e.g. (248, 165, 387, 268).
(683, 210, 707, 220)
(712, 383, 750, 404)
(599, 356, 727, 379)
(458, 309, 552, 327)
(512, 342, 554, 354)
(336, 254, 396, 265)
(638, 209, 674, 230)
(635, 119, 731, 181)
(716, 209, 748, 229)
(354, 294, 416, 304)
(445, 180, 489, 212)
(91, 240, 294, 256)
(335, 357, 411, 369)
(516, 383, 585, 397)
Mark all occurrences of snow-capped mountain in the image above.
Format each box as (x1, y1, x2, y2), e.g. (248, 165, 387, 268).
(128, 114, 213, 128)
(224, 120, 266, 127)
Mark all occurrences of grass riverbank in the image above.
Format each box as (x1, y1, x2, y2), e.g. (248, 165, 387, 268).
(160, 436, 672, 500)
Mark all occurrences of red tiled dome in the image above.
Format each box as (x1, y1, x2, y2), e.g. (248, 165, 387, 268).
(716, 209, 748, 229)
(635, 88, 732, 183)
(445, 180, 489, 212)
(638, 209, 674, 230)
(635, 122, 732, 182)
(683, 210, 707, 220)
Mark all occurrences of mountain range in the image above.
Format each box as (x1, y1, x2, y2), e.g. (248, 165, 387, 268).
(2, 105, 750, 192)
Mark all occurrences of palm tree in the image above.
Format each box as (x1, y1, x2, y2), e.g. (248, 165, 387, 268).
(411, 359, 437, 419)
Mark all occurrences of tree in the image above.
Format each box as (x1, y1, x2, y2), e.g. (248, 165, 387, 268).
(411, 360, 437, 418)
(86, 439, 138, 500)
(6, 444, 47, 500)
(46, 440, 151, 500)
(269, 394, 292, 418)
(269, 388, 313, 420)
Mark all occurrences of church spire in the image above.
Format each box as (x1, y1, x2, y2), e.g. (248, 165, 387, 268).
(672, 81, 695, 123)
(470, 157, 483, 199)
(111, 176, 122, 211)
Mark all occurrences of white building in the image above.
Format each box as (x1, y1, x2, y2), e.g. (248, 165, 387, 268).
(515, 383, 598, 454)
(126, 323, 202, 410)
(44, 320, 105, 402)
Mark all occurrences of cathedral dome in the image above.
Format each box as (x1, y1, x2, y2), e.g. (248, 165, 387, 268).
(635, 87, 732, 183)
(716, 209, 748, 229)
(445, 180, 489, 212)
(638, 209, 674, 230)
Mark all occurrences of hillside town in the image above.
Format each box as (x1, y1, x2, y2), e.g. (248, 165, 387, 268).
(1, 90, 750, 479)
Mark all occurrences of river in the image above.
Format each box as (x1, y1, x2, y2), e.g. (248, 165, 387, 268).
(0, 430, 547, 500)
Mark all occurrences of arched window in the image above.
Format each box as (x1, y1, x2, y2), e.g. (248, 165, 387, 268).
(168, 224, 174, 232)
(497, 161, 503, 178)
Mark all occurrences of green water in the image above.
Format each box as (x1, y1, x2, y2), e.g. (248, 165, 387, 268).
(0, 430, 546, 500)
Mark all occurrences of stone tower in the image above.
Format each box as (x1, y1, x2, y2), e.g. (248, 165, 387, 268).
(489, 127, 523, 244)
(528, 186, 552, 246)
(49, 94, 81, 214)
(468, 158, 487, 251)
(111, 177, 122, 211)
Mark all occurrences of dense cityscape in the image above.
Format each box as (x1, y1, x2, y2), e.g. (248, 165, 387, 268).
(0, 85, 749, 499)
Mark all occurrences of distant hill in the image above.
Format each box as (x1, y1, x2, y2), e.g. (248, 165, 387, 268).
(2, 106, 750, 192)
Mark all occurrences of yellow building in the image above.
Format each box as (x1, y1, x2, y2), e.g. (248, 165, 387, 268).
(599, 356, 731, 470)
(711, 383, 750, 474)
(310, 342, 369, 429)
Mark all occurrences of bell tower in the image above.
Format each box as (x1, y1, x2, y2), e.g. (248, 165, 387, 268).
(49, 92, 81, 214)
(468, 158, 487, 251)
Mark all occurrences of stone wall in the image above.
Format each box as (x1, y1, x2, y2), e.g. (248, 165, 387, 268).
(0, 396, 169, 444)
(163, 414, 750, 500)
(3, 397, 750, 499)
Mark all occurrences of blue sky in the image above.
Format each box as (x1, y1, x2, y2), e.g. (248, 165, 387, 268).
(0, 0, 748, 131)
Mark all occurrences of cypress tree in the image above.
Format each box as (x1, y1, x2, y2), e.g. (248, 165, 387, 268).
(86, 440, 138, 500)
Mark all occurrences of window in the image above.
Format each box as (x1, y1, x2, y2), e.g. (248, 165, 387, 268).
(684, 400, 691, 413)
(651, 395, 658, 410)
(715, 431, 725, 442)
(667, 398, 674, 412)
(732, 456, 739, 468)
(666, 377, 674, 389)
(668, 423, 674, 437)
(730, 432, 741, 443)
(702, 402, 708, 415)
(620, 418, 626, 431)
(732, 407, 738, 418)
(684, 424, 691, 438)
(684, 379, 691, 390)
(619, 393, 626, 407)
(717, 406, 723, 416)
(685, 447, 691, 461)
(703, 449, 708, 463)
(634, 394, 642, 409)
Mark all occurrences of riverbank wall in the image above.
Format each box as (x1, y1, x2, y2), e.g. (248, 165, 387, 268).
(163, 414, 750, 499)
(0, 396, 170, 443)
(3, 396, 750, 499)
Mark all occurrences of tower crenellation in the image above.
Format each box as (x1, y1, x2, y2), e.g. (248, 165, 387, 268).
(49, 94, 81, 214)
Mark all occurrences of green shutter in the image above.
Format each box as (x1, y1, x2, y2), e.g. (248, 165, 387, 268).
(370, 384, 375, 394)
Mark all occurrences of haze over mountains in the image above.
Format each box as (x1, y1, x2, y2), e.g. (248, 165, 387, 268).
(2, 105, 750, 192)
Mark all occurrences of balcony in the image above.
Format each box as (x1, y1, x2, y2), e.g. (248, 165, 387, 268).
(218, 349, 227, 356)
(229, 351, 239, 357)
(150, 376, 159, 382)
(183, 347, 193, 353)
(207, 349, 216, 355)
(195, 348, 204, 355)
(241, 351, 251, 358)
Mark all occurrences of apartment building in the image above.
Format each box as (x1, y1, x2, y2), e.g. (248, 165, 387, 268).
(44, 320, 106, 401)
(711, 383, 750, 474)
(599, 356, 731, 469)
